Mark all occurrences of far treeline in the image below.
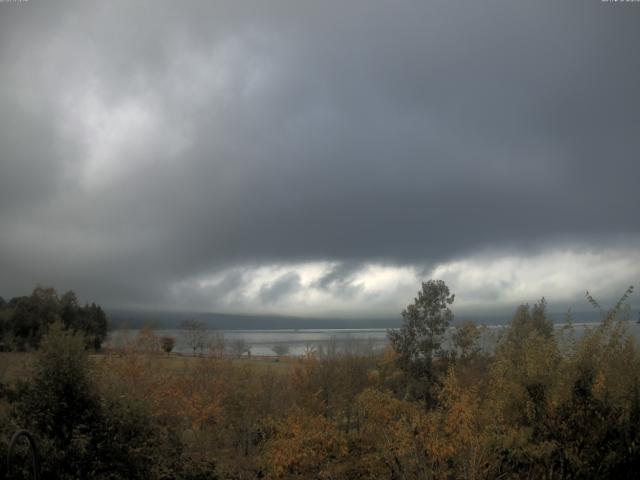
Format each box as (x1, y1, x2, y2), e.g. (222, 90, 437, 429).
(0, 286, 107, 351)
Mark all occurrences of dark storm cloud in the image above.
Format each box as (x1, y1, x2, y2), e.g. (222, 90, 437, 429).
(313, 262, 365, 299)
(259, 272, 302, 304)
(0, 0, 638, 310)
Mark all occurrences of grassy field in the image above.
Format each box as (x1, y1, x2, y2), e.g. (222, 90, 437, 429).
(0, 350, 294, 386)
(0, 352, 33, 384)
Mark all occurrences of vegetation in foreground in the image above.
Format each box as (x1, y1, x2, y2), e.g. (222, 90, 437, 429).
(0, 281, 639, 479)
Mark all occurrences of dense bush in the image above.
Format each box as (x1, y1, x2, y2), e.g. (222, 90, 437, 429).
(6, 323, 216, 480)
(160, 336, 176, 354)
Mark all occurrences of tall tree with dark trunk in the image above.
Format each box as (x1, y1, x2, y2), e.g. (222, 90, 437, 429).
(388, 279, 454, 407)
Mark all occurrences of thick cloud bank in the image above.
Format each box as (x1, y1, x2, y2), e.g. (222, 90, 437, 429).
(0, 1, 638, 317)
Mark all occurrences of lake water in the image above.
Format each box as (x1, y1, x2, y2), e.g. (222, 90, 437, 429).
(106, 321, 640, 357)
(106, 328, 390, 356)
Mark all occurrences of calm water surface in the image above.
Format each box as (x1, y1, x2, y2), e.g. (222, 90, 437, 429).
(107, 328, 389, 356)
(107, 321, 640, 357)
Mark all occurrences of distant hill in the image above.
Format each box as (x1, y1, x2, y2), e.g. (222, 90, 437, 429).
(105, 309, 403, 330)
(105, 308, 609, 331)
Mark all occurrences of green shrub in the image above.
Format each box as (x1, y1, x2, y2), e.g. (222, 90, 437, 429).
(11, 322, 215, 479)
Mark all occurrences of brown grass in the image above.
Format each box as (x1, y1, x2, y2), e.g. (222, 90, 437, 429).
(0, 350, 296, 386)
(0, 352, 34, 385)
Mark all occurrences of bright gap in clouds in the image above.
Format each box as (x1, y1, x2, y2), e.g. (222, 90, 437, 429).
(57, 86, 190, 190)
(168, 245, 640, 319)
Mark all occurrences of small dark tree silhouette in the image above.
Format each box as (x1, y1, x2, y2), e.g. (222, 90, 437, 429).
(160, 336, 175, 354)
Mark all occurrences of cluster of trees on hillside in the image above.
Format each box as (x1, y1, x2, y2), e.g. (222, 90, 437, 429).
(1, 280, 639, 479)
(0, 286, 107, 351)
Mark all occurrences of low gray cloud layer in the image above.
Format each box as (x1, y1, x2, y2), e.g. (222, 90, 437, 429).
(0, 1, 638, 315)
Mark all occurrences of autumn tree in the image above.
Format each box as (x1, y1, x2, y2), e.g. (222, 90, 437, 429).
(226, 366, 261, 457)
(291, 351, 343, 418)
(485, 288, 640, 478)
(12, 322, 191, 479)
(505, 298, 553, 348)
(180, 319, 209, 356)
(351, 388, 445, 479)
(135, 326, 160, 353)
(261, 408, 347, 478)
(160, 335, 176, 353)
(452, 321, 481, 359)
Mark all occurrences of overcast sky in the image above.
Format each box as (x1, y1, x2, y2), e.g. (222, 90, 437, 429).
(1, 0, 638, 319)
